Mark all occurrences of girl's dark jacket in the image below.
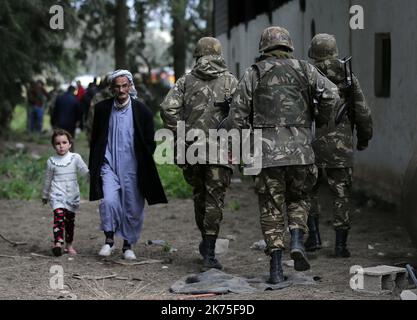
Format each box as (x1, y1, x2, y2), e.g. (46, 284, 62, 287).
(89, 98, 167, 205)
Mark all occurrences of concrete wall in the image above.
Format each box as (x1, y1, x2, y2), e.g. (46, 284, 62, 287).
(216, 0, 417, 204)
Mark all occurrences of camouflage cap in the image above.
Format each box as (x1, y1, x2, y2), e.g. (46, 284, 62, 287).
(308, 33, 339, 61)
(194, 37, 223, 58)
(259, 26, 294, 53)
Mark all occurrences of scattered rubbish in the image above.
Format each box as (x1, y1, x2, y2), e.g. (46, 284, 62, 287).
(226, 235, 236, 241)
(215, 239, 229, 255)
(147, 240, 166, 246)
(257, 258, 263, 262)
(231, 178, 242, 184)
(68, 257, 74, 261)
(377, 252, 385, 257)
(15, 143, 25, 150)
(169, 247, 178, 253)
(351, 265, 408, 293)
(162, 266, 169, 269)
(283, 260, 294, 268)
(368, 245, 375, 250)
(400, 290, 417, 300)
(57, 293, 77, 300)
(250, 240, 266, 251)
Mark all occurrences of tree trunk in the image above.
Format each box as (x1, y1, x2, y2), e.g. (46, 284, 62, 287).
(115, 0, 128, 69)
(171, 0, 187, 80)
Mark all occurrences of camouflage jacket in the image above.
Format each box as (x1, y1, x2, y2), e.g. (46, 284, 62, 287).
(160, 55, 238, 166)
(228, 51, 340, 168)
(313, 59, 373, 168)
(85, 88, 113, 144)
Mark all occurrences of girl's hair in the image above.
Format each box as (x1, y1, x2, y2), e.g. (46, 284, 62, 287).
(51, 129, 73, 146)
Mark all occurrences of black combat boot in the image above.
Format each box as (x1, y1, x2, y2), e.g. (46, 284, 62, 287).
(268, 250, 285, 284)
(290, 228, 310, 271)
(199, 239, 209, 258)
(202, 236, 223, 270)
(304, 215, 322, 252)
(335, 229, 351, 258)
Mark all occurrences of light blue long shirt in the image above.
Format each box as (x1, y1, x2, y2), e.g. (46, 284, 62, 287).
(99, 99, 145, 244)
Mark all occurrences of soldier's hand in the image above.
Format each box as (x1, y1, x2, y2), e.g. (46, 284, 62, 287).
(42, 198, 48, 205)
(357, 140, 368, 151)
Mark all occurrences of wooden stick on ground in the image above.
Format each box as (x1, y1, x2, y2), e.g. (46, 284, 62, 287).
(112, 259, 163, 266)
(72, 274, 118, 281)
(0, 233, 27, 246)
(176, 293, 218, 300)
(30, 253, 51, 259)
(0, 254, 31, 259)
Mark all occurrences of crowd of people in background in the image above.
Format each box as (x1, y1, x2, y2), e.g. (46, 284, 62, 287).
(25, 70, 170, 147)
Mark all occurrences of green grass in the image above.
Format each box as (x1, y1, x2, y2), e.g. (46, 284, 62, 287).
(0, 147, 49, 200)
(157, 164, 192, 199)
(10, 104, 51, 133)
(0, 144, 89, 201)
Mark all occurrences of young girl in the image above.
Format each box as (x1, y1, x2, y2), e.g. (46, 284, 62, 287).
(42, 129, 89, 256)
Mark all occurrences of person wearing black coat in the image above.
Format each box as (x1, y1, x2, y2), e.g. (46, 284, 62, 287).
(89, 71, 167, 260)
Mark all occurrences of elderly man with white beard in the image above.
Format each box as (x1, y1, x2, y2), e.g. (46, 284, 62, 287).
(89, 70, 167, 260)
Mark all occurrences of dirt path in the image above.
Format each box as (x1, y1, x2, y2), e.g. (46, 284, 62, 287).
(0, 177, 416, 300)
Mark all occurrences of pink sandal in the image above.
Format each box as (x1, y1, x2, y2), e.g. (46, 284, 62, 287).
(64, 247, 77, 255)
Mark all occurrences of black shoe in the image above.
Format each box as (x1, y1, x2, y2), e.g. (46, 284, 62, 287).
(305, 215, 322, 252)
(290, 229, 310, 271)
(269, 250, 285, 284)
(335, 229, 351, 258)
(199, 240, 208, 258)
(52, 245, 62, 257)
(201, 237, 223, 270)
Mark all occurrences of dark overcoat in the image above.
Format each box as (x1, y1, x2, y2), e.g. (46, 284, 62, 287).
(89, 98, 167, 205)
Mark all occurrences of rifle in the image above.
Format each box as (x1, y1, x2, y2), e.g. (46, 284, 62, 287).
(335, 56, 355, 131)
(215, 97, 232, 129)
(310, 79, 325, 139)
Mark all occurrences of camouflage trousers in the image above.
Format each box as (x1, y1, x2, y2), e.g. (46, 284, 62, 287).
(254, 165, 317, 255)
(309, 167, 353, 231)
(183, 165, 232, 238)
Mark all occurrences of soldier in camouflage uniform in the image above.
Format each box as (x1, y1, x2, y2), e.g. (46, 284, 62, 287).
(228, 27, 339, 284)
(305, 34, 373, 257)
(160, 37, 238, 270)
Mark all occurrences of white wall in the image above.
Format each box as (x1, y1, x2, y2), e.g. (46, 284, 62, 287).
(217, 0, 417, 204)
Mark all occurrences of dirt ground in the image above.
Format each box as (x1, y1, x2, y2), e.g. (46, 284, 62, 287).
(1, 172, 416, 301)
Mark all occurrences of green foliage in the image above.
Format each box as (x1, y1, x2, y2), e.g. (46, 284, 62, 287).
(0, 0, 77, 136)
(162, 243, 172, 252)
(228, 200, 241, 211)
(0, 146, 90, 201)
(157, 164, 192, 199)
(0, 148, 48, 200)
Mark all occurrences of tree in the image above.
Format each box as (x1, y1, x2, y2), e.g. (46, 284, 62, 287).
(0, 0, 76, 136)
(168, 0, 214, 79)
